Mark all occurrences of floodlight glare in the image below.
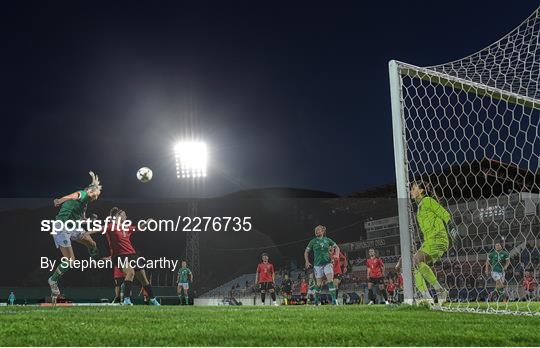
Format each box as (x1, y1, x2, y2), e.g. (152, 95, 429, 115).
(174, 141, 208, 179)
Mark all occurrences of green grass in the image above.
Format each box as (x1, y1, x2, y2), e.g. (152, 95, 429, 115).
(0, 305, 539, 346)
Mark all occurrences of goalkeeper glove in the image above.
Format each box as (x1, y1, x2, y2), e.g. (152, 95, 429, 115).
(446, 221, 459, 243)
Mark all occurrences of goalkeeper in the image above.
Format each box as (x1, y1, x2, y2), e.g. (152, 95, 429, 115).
(410, 182, 452, 304)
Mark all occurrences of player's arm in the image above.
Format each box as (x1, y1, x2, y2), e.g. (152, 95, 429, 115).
(424, 197, 451, 223)
(484, 257, 490, 274)
(380, 259, 385, 276)
(254, 266, 259, 284)
(333, 243, 340, 259)
(53, 191, 82, 207)
(504, 257, 510, 271)
(271, 266, 275, 283)
(304, 249, 311, 268)
(189, 270, 194, 283)
(341, 253, 348, 273)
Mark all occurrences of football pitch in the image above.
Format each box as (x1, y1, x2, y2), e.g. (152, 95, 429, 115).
(1, 305, 540, 346)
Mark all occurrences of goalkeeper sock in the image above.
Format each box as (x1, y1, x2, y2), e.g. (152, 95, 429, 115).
(328, 281, 337, 304)
(49, 262, 69, 282)
(418, 262, 443, 291)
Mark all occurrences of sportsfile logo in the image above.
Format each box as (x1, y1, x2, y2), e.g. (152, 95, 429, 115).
(41, 216, 253, 234)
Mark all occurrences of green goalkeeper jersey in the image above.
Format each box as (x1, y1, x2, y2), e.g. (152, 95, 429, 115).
(416, 196, 451, 244)
(178, 267, 192, 283)
(306, 236, 336, 266)
(55, 190, 89, 222)
(488, 250, 509, 273)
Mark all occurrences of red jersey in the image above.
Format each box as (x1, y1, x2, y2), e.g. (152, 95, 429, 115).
(386, 279, 396, 293)
(104, 222, 137, 257)
(523, 276, 537, 291)
(332, 251, 348, 274)
(300, 280, 308, 294)
(365, 257, 384, 278)
(113, 266, 125, 279)
(256, 262, 274, 283)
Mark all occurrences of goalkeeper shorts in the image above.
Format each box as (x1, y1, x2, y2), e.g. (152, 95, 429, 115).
(419, 241, 448, 262)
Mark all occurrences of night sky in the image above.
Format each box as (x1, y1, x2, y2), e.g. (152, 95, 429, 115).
(2, 1, 537, 199)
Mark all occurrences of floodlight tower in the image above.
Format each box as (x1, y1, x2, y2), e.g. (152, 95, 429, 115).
(174, 141, 207, 279)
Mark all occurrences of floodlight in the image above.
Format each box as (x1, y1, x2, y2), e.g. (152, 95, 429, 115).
(174, 141, 207, 179)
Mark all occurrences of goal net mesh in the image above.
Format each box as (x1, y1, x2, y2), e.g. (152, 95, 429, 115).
(393, 7, 540, 314)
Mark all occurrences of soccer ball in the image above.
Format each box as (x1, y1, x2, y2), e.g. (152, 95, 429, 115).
(136, 167, 153, 183)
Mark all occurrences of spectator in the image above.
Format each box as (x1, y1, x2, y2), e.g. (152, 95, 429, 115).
(523, 270, 537, 301)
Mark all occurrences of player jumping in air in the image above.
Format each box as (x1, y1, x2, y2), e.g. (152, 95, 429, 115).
(177, 260, 193, 305)
(48, 172, 102, 301)
(100, 207, 160, 306)
(255, 253, 277, 305)
(485, 241, 510, 302)
(331, 246, 347, 305)
(366, 248, 389, 305)
(410, 182, 451, 304)
(304, 225, 339, 305)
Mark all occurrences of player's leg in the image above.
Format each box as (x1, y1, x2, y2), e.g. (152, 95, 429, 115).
(121, 265, 135, 305)
(134, 269, 160, 305)
(313, 267, 324, 305)
(414, 246, 447, 302)
(324, 265, 337, 305)
(177, 285, 183, 304)
(113, 278, 123, 303)
(73, 232, 99, 259)
(367, 281, 376, 304)
(259, 283, 266, 304)
(378, 281, 389, 304)
(48, 239, 75, 301)
(268, 283, 277, 305)
(334, 275, 341, 304)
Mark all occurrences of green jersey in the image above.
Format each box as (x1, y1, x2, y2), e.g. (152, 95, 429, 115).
(416, 196, 450, 244)
(306, 236, 336, 266)
(308, 278, 316, 291)
(488, 250, 509, 273)
(55, 190, 89, 222)
(178, 267, 192, 283)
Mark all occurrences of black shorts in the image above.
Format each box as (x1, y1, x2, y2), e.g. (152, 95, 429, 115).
(335, 273, 343, 281)
(114, 277, 124, 286)
(259, 282, 274, 292)
(368, 277, 385, 285)
(115, 254, 143, 270)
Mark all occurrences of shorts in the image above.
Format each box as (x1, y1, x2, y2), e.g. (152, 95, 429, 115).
(368, 277, 385, 285)
(52, 221, 85, 248)
(114, 277, 124, 286)
(491, 271, 505, 282)
(314, 264, 333, 279)
(420, 240, 448, 262)
(178, 282, 189, 290)
(259, 282, 274, 292)
(113, 266, 125, 279)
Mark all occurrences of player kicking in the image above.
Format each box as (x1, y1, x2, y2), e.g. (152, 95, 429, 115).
(366, 248, 389, 305)
(255, 253, 277, 305)
(177, 260, 193, 305)
(331, 246, 347, 305)
(485, 242, 510, 302)
(410, 182, 451, 304)
(48, 172, 102, 301)
(304, 225, 339, 305)
(101, 207, 160, 306)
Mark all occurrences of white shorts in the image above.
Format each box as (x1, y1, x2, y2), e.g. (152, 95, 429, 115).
(52, 221, 85, 248)
(491, 271, 505, 282)
(314, 264, 333, 279)
(178, 282, 189, 290)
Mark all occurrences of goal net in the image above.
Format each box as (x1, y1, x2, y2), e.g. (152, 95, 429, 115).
(389, 7, 540, 314)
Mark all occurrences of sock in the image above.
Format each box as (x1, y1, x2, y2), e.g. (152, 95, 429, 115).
(414, 268, 428, 293)
(185, 295, 189, 305)
(261, 292, 266, 304)
(144, 284, 154, 299)
(124, 280, 133, 299)
(49, 262, 69, 282)
(368, 288, 375, 302)
(328, 281, 337, 304)
(314, 286, 320, 304)
(88, 245, 99, 259)
(418, 262, 442, 290)
(270, 292, 276, 302)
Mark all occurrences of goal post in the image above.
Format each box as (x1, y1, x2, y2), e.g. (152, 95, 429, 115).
(389, 7, 540, 314)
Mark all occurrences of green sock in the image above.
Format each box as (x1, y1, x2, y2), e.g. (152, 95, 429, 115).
(328, 281, 337, 303)
(185, 296, 189, 305)
(50, 262, 69, 282)
(418, 262, 442, 290)
(314, 286, 320, 304)
(414, 268, 428, 293)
